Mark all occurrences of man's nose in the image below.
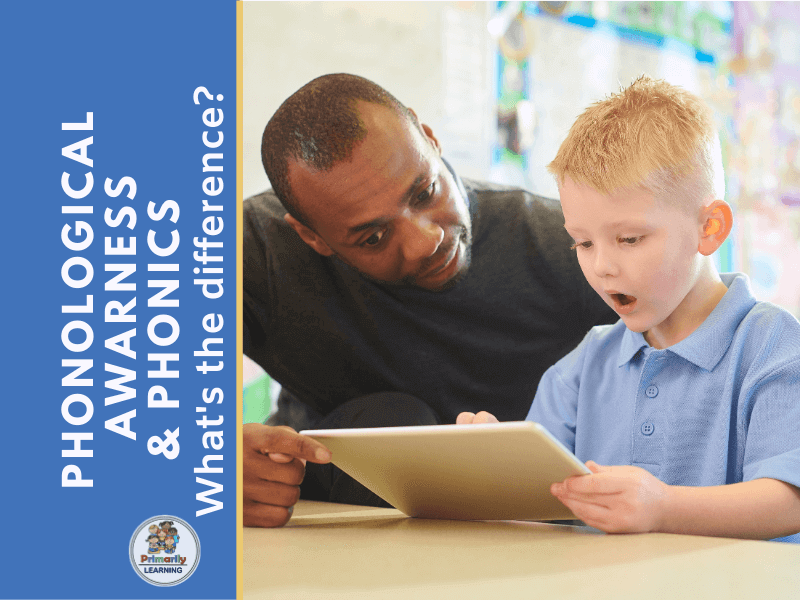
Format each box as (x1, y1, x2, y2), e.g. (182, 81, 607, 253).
(593, 245, 619, 278)
(399, 215, 444, 262)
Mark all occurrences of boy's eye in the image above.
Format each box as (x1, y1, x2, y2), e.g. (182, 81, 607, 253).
(416, 181, 436, 205)
(619, 236, 643, 245)
(570, 240, 593, 250)
(362, 229, 385, 247)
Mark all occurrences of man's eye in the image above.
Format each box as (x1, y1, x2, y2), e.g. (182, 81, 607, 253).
(363, 230, 385, 247)
(570, 240, 593, 250)
(416, 181, 436, 205)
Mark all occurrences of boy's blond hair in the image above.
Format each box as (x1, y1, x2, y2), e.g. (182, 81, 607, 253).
(548, 75, 725, 206)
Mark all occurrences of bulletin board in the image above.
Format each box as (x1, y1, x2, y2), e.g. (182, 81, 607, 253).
(728, 2, 800, 316)
(490, 1, 736, 270)
(490, 1, 800, 317)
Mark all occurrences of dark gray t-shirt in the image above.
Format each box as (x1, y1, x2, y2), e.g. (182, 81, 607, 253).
(243, 171, 617, 424)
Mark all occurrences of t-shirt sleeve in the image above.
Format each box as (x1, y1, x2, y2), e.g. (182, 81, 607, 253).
(742, 358, 800, 490)
(525, 333, 593, 454)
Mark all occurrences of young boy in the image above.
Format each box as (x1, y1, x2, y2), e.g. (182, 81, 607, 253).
(459, 76, 800, 543)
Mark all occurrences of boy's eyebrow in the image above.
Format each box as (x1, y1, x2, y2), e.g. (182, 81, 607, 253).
(345, 173, 429, 236)
(563, 223, 584, 235)
(604, 220, 651, 230)
(564, 221, 651, 234)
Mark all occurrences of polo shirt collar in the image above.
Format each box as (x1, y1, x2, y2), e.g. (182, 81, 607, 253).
(617, 273, 757, 371)
(617, 328, 649, 367)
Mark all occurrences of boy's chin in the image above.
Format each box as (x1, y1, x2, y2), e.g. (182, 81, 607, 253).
(618, 314, 650, 334)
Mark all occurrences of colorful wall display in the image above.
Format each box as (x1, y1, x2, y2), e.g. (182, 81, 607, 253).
(491, 1, 800, 316)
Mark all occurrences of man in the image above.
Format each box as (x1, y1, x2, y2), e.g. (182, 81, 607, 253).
(243, 74, 617, 527)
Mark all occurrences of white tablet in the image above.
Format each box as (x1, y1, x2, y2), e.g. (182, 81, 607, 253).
(300, 421, 590, 521)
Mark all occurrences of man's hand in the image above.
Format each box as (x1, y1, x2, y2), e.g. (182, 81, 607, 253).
(456, 411, 499, 424)
(550, 461, 668, 533)
(243, 423, 332, 528)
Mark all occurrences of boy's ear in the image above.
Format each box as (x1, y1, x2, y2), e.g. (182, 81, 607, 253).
(284, 213, 335, 256)
(698, 200, 733, 256)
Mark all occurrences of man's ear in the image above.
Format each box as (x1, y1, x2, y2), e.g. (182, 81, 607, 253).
(408, 108, 442, 156)
(698, 199, 733, 256)
(284, 213, 335, 256)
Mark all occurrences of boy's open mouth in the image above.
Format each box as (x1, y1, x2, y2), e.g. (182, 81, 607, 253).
(613, 293, 635, 306)
(608, 291, 638, 314)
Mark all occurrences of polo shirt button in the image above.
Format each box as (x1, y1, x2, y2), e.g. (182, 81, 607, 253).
(641, 422, 655, 436)
(645, 385, 658, 398)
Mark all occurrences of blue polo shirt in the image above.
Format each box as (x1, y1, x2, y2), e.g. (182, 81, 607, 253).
(526, 273, 800, 543)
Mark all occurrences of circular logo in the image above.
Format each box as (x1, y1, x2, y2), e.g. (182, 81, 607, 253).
(129, 515, 200, 586)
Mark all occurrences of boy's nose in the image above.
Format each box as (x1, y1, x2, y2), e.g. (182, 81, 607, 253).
(399, 215, 444, 263)
(592, 245, 619, 278)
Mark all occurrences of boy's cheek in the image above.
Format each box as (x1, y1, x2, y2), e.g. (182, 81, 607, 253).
(576, 261, 603, 296)
(587, 280, 608, 304)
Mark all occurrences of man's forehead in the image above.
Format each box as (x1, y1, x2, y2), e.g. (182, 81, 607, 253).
(290, 101, 420, 167)
(290, 159, 430, 232)
(287, 116, 431, 223)
(356, 100, 414, 132)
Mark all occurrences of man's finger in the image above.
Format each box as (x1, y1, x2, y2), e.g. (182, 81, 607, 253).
(243, 479, 302, 508)
(245, 454, 306, 486)
(243, 499, 294, 528)
(245, 423, 332, 463)
(268, 452, 293, 463)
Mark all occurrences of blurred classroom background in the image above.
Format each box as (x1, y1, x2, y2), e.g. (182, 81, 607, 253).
(243, 1, 800, 423)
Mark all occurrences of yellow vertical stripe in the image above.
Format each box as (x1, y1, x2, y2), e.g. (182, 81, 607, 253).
(236, 2, 244, 599)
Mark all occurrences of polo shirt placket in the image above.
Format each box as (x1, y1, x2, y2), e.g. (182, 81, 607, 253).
(631, 348, 667, 477)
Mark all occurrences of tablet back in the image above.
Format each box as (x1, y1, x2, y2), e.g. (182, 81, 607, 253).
(301, 422, 590, 521)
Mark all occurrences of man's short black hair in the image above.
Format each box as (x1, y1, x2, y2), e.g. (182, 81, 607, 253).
(261, 73, 413, 227)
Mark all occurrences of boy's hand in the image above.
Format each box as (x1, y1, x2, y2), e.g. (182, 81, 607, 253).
(456, 411, 499, 424)
(550, 461, 668, 533)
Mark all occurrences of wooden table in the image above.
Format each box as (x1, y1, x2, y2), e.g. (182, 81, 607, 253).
(244, 500, 800, 599)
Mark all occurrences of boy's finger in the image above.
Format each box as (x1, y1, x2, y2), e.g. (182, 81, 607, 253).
(556, 488, 613, 511)
(557, 496, 610, 529)
(585, 460, 600, 472)
(585, 460, 611, 474)
(565, 473, 622, 496)
(474, 411, 499, 424)
(456, 412, 476, 424)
